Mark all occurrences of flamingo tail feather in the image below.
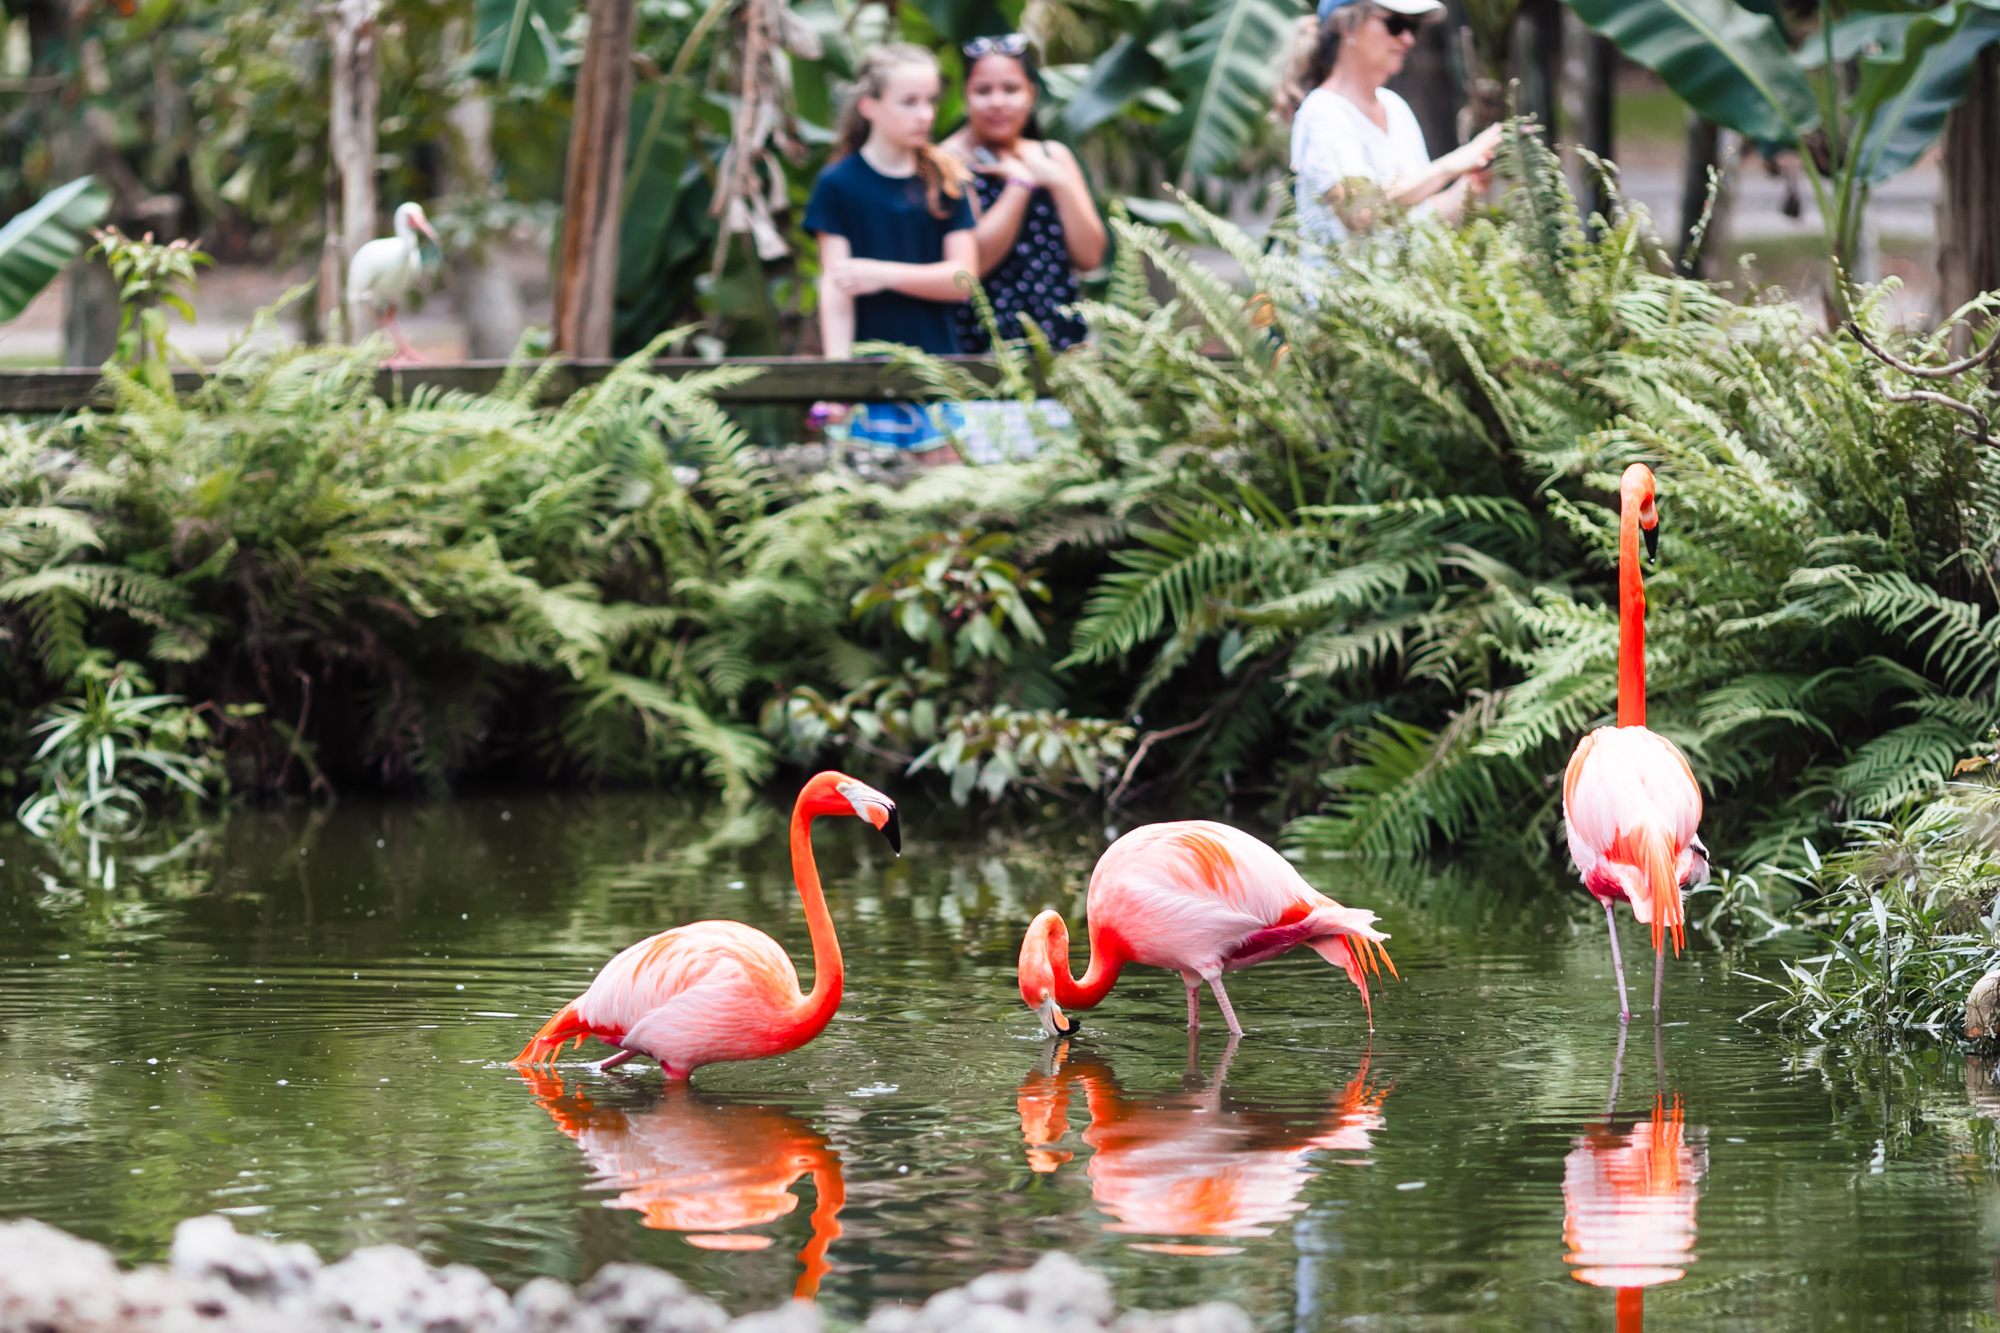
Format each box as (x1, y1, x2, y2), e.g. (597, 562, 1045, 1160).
(1641, 826, 1685, 957)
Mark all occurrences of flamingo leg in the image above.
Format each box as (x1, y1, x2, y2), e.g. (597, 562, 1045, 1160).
(1603, 899, 1632, 1024)
(1182, 971, 1202, 1030)
(1653, 941, 1665, 1019)
(595, 1049, 635, 1071)
(1205, 973, 1245, 1038)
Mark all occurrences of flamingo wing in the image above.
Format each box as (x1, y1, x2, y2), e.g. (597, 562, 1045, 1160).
(1563, 726, 1705, 951)
(518, 921, 805, 1076)
(1097, 822, 1390, 975)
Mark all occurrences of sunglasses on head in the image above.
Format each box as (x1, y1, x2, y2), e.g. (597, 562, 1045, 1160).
(963, 32, 1031, 58)
(1378, 11, 1420, 35)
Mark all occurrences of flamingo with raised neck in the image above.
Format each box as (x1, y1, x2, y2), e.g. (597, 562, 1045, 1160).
(1561, 463, 1708, 1023)
(514, 771, 898, 1079)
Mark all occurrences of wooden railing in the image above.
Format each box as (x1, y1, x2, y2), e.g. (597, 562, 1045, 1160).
(0, 357, 1039, 414)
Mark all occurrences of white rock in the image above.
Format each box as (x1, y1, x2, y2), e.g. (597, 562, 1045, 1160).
(1114, 1303, 1255, 1333)
(573, 1265, 728, 1333)
(171, 1215, 322, 1301)
(312, 1245, 519, 1333)
(724, 1301, 823, 1333)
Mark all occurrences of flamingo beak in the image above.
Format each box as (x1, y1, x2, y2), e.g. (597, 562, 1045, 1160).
(1643, 519, 1660, 565)
(1036, 994, 1075, 1037)
(880, 805, 902, 856)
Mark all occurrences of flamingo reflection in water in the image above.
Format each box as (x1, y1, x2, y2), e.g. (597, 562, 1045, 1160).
(521, 1070, 844, 1298)
(1564, 1027, 1707, 1330)
(1018, 1035, 1389, 1255)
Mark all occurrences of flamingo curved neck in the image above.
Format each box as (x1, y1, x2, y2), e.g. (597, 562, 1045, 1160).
(1618, 487, 1646, 729)
(1048, 917, 1123, 1008)
(786, 800, 844, 1040)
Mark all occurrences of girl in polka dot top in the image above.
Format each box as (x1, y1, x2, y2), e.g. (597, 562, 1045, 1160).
(940, 35, 1107, 354)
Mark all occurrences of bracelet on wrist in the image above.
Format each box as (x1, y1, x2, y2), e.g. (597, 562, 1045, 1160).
(1005, 176, 1036, 191)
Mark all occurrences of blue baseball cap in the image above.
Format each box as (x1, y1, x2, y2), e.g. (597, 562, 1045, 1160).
(1317, 0, 1443, 22)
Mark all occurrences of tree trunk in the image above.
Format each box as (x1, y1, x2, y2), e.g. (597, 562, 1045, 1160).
(329, 0, 379, 344)
(1939, 43, 2000, 348)
(1582, 33, 1616, 229)
(1677, 113, 1721, 276)
(552, 0, 636, 358)
(445, 85, 527, 359)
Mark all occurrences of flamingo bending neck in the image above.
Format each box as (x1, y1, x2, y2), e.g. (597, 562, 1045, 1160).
(784, 782, 847, 1044)
(1032, 912, 1126, 1009)
(1617, 464, 1658, 729)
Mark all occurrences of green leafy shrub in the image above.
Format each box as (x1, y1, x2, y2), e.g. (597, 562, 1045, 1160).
(1747, 767, 2000, 1039)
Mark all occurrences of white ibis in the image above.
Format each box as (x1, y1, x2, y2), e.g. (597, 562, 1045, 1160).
(346, 201, 439, 363)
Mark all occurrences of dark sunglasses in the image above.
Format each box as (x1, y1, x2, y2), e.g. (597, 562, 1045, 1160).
(963, 33, 1031, 59)
(1378, 12, 1420, 36)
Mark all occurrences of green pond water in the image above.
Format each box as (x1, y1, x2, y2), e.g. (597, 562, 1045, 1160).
(3, 792, 2000, 1330)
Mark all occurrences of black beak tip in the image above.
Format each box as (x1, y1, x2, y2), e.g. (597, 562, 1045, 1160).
(1643, 524, 1660, 565)
(882, 806, 902, 856)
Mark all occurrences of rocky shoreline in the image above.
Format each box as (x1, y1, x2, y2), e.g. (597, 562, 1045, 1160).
(0, 1215, 1250, 1333)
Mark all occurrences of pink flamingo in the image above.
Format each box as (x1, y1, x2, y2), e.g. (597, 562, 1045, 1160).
(1016, 820, 1394, 1038)
(514, 770, 898, 1079)
(1562, 462, 1708, 1023)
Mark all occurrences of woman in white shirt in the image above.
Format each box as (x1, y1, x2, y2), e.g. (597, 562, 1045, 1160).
(1276, 0, 1504, 245)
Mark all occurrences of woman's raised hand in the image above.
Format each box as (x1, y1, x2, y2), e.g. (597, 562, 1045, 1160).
(1447, 122, 1506, 177)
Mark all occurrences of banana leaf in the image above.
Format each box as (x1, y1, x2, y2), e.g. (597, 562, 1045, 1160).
(1853, 3, 2000, 180)
(469, 0, 574, 85)
(615, 84, 719, 355)
(1166, 0, 1300, 177)
(919, 0, 1014, 47)
(0, 177, 112, 324)
(1061, 35, 1169, 135)
(1567, 0, 1821, 143)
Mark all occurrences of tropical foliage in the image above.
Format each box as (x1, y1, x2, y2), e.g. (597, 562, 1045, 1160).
(1570, 0, 2000, 296)
(7, 125, 1999, 891)
(1743, 758, 2000, 1039)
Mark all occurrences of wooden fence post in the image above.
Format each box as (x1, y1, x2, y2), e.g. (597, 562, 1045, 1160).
(329, 0, 380, 344)
(553, 0, 636, 357)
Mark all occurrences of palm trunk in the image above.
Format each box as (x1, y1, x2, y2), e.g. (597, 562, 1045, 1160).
(1582, 33, 1616, 231)
(1938, 43, 2000, 353)
(1676, 113, 1721, 277)
(552, 0, 636, 357)
(445, 84, 528, 359)
(1517, 0, 1563, 142)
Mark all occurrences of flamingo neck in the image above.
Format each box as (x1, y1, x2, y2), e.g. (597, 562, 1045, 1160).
(1047, 917, 1123, 1008)
(1618, 487, 1646, 728)
(786, 799, 844, 1040)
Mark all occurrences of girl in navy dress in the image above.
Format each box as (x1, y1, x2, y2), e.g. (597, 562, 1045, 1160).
(806, 44, 977, 457)
(940, 35, 1106, 353)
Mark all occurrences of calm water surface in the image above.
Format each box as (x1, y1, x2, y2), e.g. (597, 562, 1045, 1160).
(3, 793, 2000, 1330)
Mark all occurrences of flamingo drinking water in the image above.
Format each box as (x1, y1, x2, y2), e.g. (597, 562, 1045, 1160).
(514, 770, 898, 1080)
(346, 201, 439, 364)
(1562, 463, 1708, 1023)
(1016, 821, 1394, 1039)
